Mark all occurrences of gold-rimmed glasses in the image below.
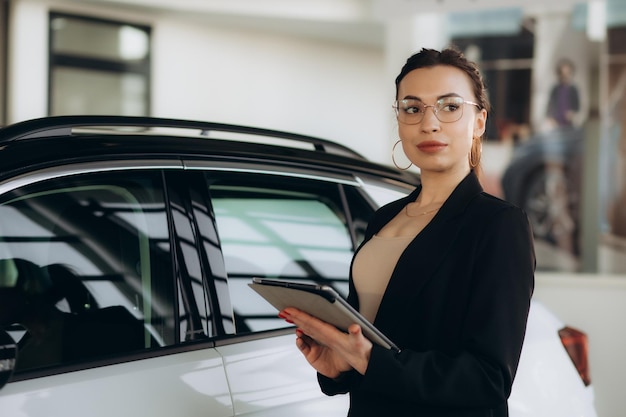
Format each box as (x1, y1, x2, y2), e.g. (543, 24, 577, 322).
(393, 96, 480, 125)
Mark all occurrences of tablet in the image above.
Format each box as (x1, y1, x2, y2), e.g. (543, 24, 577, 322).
(249, 278, 400, 352)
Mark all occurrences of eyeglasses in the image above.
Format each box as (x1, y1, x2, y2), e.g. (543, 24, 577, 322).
(393, 96, 480, 125)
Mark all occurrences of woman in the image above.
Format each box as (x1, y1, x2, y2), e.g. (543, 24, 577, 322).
(279, 47, 535, 416)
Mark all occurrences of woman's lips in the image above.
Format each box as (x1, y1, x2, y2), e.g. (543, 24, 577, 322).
(417, 141, 447, 153)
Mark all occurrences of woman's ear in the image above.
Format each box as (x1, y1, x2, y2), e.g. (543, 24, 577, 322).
(473, 108, 487, 137)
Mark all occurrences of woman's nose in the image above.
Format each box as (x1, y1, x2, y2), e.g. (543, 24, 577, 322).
(420, 106, 441, 132)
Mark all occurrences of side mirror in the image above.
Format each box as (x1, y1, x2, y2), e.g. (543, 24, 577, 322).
(0, 329, 17, 390)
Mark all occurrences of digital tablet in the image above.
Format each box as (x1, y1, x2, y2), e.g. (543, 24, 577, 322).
(249, 278, 400, 352)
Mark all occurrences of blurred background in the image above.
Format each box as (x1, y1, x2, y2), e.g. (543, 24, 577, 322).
(1, 0, 625, 415)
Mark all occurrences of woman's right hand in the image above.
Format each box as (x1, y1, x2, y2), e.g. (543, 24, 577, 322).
(280, 307, 371, 378)
(294, 327, 351, 379)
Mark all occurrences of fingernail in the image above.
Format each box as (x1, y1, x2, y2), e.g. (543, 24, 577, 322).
(278, 312, 293, 323)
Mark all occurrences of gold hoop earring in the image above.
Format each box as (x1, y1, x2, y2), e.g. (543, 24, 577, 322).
(469, 137, 481, 168)
(392, 140, 412, 170)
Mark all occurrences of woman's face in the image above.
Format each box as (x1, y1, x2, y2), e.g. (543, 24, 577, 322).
(396, 65, 486, 176)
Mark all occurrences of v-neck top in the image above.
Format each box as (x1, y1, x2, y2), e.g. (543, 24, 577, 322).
(352, 233, 414, 322)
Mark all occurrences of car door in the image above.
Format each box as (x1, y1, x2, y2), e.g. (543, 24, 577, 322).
(193, 164, 379, 416)
(0, 163, 234, 417)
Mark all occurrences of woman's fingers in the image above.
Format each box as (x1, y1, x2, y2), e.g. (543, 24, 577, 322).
(280, 307, 372, 375)
(280, 308, 338, 343)
(295, 329, 309, 353)
(348, 323, 361, 336)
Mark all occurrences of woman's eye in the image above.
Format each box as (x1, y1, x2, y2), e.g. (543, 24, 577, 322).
(405, 106, 420, 114)
(441, 104, 460, 112)
(439, 97, 464, 112)
(404, 105, 423, 115)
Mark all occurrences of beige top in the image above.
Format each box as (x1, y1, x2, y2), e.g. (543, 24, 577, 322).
(352, 234, 414, 323)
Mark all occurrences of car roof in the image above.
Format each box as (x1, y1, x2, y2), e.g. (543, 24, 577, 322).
(0, 115, 419, 186)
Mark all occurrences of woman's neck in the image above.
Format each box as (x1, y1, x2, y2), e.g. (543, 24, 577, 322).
(417, 167, 470, 205)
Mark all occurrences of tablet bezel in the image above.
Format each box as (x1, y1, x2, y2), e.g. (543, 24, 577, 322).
(249, 278, 399, 352)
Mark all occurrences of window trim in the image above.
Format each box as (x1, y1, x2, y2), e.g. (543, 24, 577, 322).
(184, 159, 360, 186)
(0, 160, 183, 197)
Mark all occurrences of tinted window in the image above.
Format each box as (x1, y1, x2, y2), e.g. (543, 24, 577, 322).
(0, 171, 175, 372)
(206, 172, 375, 333)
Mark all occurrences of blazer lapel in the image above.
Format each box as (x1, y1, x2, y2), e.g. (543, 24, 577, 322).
(373, 171, 484, 326)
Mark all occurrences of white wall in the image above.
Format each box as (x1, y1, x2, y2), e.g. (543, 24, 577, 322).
(535, 273, 626, 417)
(7, 0, 49, 122)
(151, 17, 390, 163)
(8, 0, 392, 164)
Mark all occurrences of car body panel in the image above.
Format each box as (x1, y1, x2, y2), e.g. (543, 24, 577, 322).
(215, 333, 348, 416)
(509, 301, 597, 417)
(0, 349, 233, 417)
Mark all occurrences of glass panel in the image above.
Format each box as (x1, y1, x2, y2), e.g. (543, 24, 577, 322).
(448, 5, 596, 272)
(48, 13, 150, 118)
(0, 171, 175, 372)
(207, 173, 368, 333)
(51, 15, 149, 61)
(442, 2, 626, 273)
(50, 67, 147, 116)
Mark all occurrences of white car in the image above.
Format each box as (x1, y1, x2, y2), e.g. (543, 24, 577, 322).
(0, 116, 597, 416)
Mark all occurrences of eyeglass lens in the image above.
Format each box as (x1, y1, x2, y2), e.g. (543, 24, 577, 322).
(395, 97, 467, 124)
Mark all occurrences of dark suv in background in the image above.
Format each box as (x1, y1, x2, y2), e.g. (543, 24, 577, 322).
(0, 116, 596, 417)
(501, 127, 584, 261)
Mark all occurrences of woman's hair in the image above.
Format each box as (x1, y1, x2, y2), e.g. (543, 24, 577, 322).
(394, 47, 490, 174)
(395, 47, 490, 112)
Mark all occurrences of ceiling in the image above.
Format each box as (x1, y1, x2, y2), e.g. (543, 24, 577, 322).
(69, 0, 584, 48)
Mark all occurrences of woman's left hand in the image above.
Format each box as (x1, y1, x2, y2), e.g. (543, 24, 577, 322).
(280, 307, 373, 376)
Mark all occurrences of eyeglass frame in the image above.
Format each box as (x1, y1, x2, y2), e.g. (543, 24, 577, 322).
(392, 96, 481, 125)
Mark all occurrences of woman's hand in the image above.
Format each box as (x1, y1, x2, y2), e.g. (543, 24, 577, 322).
(293, 327, 351, 379)
(279, 307, 373, 377)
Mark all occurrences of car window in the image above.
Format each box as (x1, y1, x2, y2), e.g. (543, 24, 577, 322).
(357, 176, 413, 207)
(205, 172, 375, 333)
(0, 171, 176, 372)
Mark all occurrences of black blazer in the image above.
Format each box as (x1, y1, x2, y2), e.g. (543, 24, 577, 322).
(319, 171, 535, 417)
